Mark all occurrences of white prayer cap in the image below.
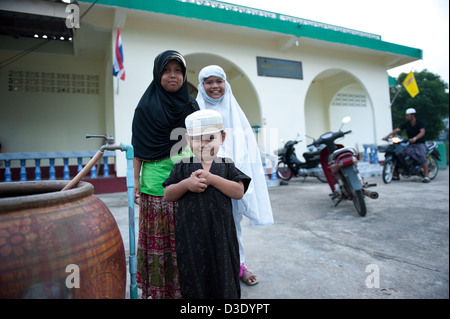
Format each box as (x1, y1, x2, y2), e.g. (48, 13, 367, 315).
(406, 108, 416, 114)
(185, 110, 223, 136)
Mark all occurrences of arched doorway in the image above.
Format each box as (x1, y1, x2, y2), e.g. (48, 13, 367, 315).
(184, 53, 263, 144)
(305, 69, 375, 152)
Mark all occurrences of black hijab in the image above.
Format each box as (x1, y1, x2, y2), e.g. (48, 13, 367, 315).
(132, 50, 199, 160)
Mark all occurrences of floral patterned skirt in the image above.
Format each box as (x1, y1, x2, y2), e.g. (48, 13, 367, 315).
(136, 193, 181, 299)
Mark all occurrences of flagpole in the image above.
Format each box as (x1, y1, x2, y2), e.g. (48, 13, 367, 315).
(390, 85, 402, 107)
(115, 25, 119, 95)
(113, 25, 125, 94)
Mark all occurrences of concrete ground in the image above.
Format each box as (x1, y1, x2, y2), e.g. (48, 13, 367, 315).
(98, 167, 449, 299)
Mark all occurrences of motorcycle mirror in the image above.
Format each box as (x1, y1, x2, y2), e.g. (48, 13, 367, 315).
(339, 116, 351, 131)
(342, 116, 351, 124)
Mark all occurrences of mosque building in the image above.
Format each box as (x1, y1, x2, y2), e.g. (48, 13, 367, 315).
(0, 0, 422, 188)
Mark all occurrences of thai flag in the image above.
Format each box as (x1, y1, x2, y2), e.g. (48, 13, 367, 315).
(113, 26, 125, 81)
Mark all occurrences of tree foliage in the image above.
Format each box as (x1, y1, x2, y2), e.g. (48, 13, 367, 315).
(390, 70, 449, 140)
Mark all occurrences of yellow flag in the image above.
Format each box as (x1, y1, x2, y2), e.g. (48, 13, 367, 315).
(403, 71, 419, 98)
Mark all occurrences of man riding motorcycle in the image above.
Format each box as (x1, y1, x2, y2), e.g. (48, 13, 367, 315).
(382, 108, 430, 183)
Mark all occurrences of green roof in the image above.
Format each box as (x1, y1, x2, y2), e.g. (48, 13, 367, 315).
(82, 0, 422, 60)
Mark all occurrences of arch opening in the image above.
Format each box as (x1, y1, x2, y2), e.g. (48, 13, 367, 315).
(305, 69, 375, 154)
(185, 53, 264, 145)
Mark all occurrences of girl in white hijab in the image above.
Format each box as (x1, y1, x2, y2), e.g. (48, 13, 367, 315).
(197, 65, 274, 285)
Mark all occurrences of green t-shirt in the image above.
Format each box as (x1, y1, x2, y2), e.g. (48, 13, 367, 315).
(139, 148, 192, 196)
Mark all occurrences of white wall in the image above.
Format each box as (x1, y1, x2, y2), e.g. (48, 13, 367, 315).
(0, 52, 107, 157)
(110, 13, 393, 176)
(1, 8, 395, 177)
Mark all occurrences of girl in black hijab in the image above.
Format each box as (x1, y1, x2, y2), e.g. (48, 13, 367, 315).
(132, 50, 198, 299)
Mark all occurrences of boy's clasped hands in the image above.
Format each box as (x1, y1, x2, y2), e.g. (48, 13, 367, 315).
(186, 169, 211, 193)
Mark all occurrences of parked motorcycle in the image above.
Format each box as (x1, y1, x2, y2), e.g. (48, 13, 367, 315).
(308, 117, 378, 217)
(275, 133, 327, 182)
(379, 136, 440, 184)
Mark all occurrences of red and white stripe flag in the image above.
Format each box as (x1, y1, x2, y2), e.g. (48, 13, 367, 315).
(113, 26, 125, 81)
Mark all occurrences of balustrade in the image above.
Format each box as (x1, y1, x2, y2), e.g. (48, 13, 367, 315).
(0, 151, 116, 182)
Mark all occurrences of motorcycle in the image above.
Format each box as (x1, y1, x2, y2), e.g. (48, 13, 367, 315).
(379, 136, 440, 184)
(308, 117, 378, 217)
(275, 133, 327, 182)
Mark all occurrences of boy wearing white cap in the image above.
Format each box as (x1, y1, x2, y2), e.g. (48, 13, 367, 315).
(163, 109, 251, 298)
(197, 65, 274, 286)
(383, 108, 430, 182)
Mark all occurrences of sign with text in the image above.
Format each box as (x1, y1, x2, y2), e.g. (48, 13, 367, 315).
(256, 57, 303, 80)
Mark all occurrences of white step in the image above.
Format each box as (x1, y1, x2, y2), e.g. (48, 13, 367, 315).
(357, 162, 383, 177)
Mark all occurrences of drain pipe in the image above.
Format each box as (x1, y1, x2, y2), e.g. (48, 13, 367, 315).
(120, 143, 137, 300)
(100, 142, 137, 299)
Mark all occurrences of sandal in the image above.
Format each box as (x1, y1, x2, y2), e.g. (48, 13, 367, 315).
(240, 263, 259, 286)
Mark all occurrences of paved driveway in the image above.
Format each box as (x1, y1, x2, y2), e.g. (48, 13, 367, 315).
(240, 169, 449, 299)
(99, 168, 449, 299)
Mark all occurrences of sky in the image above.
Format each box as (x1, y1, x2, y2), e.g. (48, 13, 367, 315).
(225, 0, 449, 87)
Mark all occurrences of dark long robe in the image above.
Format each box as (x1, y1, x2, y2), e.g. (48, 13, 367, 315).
(163, 157, 251, 299)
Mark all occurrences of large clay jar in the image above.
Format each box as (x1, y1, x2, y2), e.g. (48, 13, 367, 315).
(0, 181, 126, 299)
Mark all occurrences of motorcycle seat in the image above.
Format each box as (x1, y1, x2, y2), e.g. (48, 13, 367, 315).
(289, 154, 302, 165)
(425, 141, 437, 151)
(329, 147, 357, 162)
(303, 150, 320, 160)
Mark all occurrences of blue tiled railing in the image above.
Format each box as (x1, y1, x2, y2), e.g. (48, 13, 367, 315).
(0, 151, 116, 182)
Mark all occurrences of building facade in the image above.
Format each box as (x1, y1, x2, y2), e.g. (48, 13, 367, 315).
(0, 0, 422, 177)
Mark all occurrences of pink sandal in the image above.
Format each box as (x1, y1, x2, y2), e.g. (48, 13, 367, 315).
(240, 264, 259, 286)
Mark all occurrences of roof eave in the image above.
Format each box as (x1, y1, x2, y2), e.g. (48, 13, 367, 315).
(81, 0, 422, 60)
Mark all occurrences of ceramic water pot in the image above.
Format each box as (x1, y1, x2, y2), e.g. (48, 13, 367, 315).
(0, 181, 126, 299)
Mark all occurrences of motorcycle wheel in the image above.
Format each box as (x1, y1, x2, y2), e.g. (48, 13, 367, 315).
(352, 190, 367, 217)
(341, 171, 367, 217)
(428, 156, 439, 180)
(276, 161, 293, 181)
(382, 159, 395, 184)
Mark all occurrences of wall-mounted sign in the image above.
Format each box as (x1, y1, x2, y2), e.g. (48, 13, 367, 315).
(256, 57, 303, 80)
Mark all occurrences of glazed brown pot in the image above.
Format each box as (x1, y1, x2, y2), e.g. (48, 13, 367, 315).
(0, 181, 126, 299)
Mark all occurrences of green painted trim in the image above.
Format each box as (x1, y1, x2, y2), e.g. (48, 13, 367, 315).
(82, 0, 422, 59)
(388, 76, 398, 86)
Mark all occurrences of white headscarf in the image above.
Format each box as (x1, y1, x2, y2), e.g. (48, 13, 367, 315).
(197, 65, 273, 226)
